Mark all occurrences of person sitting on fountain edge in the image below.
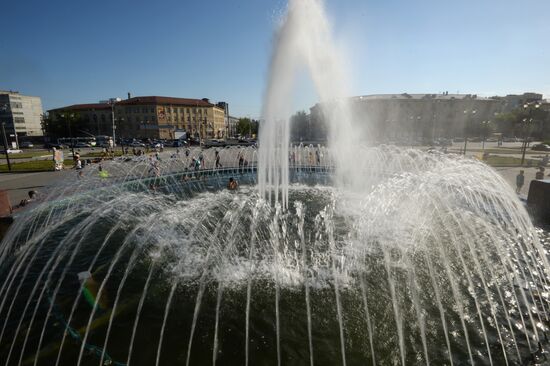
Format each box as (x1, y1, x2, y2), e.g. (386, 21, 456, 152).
(227, 177, 238, 191)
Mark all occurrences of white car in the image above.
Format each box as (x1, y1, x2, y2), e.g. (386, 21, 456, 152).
(0, 149, 23, 154)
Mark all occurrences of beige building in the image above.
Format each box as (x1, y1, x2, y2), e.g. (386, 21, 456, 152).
(48, 95, 227, 140)
(310, 93, 545, 142)
(116, 96, 226, 140)
(0, 90, 44, 137)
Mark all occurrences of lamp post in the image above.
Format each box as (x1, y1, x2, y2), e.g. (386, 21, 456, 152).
(109, 101, 117, 147)
(520, 103, 540, 165)
(0, 104, 12, 171)
(1, 123, 12, 172)
(463, 109, 477, 155)
(116, 117, 125, 153)
(61, 113, 76, 158)
(481, 120, 491, 151)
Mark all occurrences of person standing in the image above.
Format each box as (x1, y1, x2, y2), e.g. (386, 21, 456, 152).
(516, 170, 525, 194)
(536, 167, 545, 180)
(315, 149, 321, 165)
(215, 150, 222, 168)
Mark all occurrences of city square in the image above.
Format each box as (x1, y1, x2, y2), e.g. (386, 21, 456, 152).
(2, 0, 550, 365)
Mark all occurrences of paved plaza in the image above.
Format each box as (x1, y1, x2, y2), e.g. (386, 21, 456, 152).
(0, 143, 545, 208)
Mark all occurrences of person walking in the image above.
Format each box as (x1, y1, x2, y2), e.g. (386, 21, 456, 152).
(516, 170, 525, 194)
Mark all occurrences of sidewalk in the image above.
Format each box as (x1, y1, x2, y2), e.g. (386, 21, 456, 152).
(494, 166, 542, 196)
(0, 171, 70, 206)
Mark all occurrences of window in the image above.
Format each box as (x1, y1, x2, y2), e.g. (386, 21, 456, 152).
(101, 114, 106, 122)
(14, 117, 25, 123)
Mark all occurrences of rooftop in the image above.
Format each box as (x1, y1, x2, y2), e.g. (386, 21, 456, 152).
(49, 103, 111, 112)
(117, 96, 215, 107)
(50, 103, 111, 111)
(352, 93, 496, 101)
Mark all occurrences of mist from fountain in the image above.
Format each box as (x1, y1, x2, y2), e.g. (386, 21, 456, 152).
(258, 0, 360, 209)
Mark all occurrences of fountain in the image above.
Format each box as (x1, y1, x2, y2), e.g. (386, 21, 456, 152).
(2, 0, 550, 365)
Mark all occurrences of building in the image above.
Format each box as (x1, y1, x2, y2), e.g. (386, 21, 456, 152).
(310, 93, 545, 142)
(48, 103, 113, 138)
(228, 115, 239, 138)
(0, 90, 44, 138)
(115, 96, 226, 140)
(48, 95, 227, 140)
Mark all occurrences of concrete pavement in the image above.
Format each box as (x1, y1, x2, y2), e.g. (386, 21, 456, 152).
(0, 170, 70, 206)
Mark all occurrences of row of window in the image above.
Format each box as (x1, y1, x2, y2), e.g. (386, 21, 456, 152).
(120, 106, 210, 115)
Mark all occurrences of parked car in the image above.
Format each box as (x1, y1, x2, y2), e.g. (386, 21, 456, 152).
(172, 140, 188, 147)
(532, 144, 550, 151)
(75, 142, 91, 148)
(44, 143, 66, 149)
(0, 149, 23, 154)
(129, 141, 146, 147)
(20, 141, 34, 148)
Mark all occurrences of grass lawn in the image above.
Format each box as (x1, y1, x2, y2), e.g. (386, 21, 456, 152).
(484, 155, 538, 167)
(81, 151, 123, 158)
(2, 150, 51, 159)
(0, 159, 74, 172)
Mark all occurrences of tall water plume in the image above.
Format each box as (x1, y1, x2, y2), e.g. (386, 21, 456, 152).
(258, 0, 360, 208)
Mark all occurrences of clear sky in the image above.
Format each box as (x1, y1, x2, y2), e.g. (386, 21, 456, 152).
(1, 0, 549, 118)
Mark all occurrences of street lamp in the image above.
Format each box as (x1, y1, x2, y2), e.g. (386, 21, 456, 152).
(520, 102, 540, 165)
(1, 123, 12, 171)
(0, 104, 12, 171)
(61, 112, 76, 158)
(463, 109, 477, 155)
(108, 100, 117, 146)
(480, 120, 491, 151)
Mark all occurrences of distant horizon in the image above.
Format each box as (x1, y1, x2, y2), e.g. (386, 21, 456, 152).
(2, 88, 548, 118)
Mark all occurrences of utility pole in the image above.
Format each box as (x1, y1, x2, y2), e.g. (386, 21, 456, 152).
(111, 103, 116, 147)
(2, 123, 12, 171)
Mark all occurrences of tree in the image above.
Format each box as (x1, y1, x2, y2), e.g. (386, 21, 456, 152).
(237, 118, 251, 137)
(237, 118, 259, 137)
(495, 106, 549, 139)
(290, 111, 310, 141)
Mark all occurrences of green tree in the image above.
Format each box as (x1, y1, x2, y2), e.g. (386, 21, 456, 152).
(290, 111, 310, 141)
(237, 118, 252, 137)
(237, 118, 259, 137)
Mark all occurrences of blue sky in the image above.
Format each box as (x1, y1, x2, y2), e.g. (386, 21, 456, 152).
(1, 0, 549, 118)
